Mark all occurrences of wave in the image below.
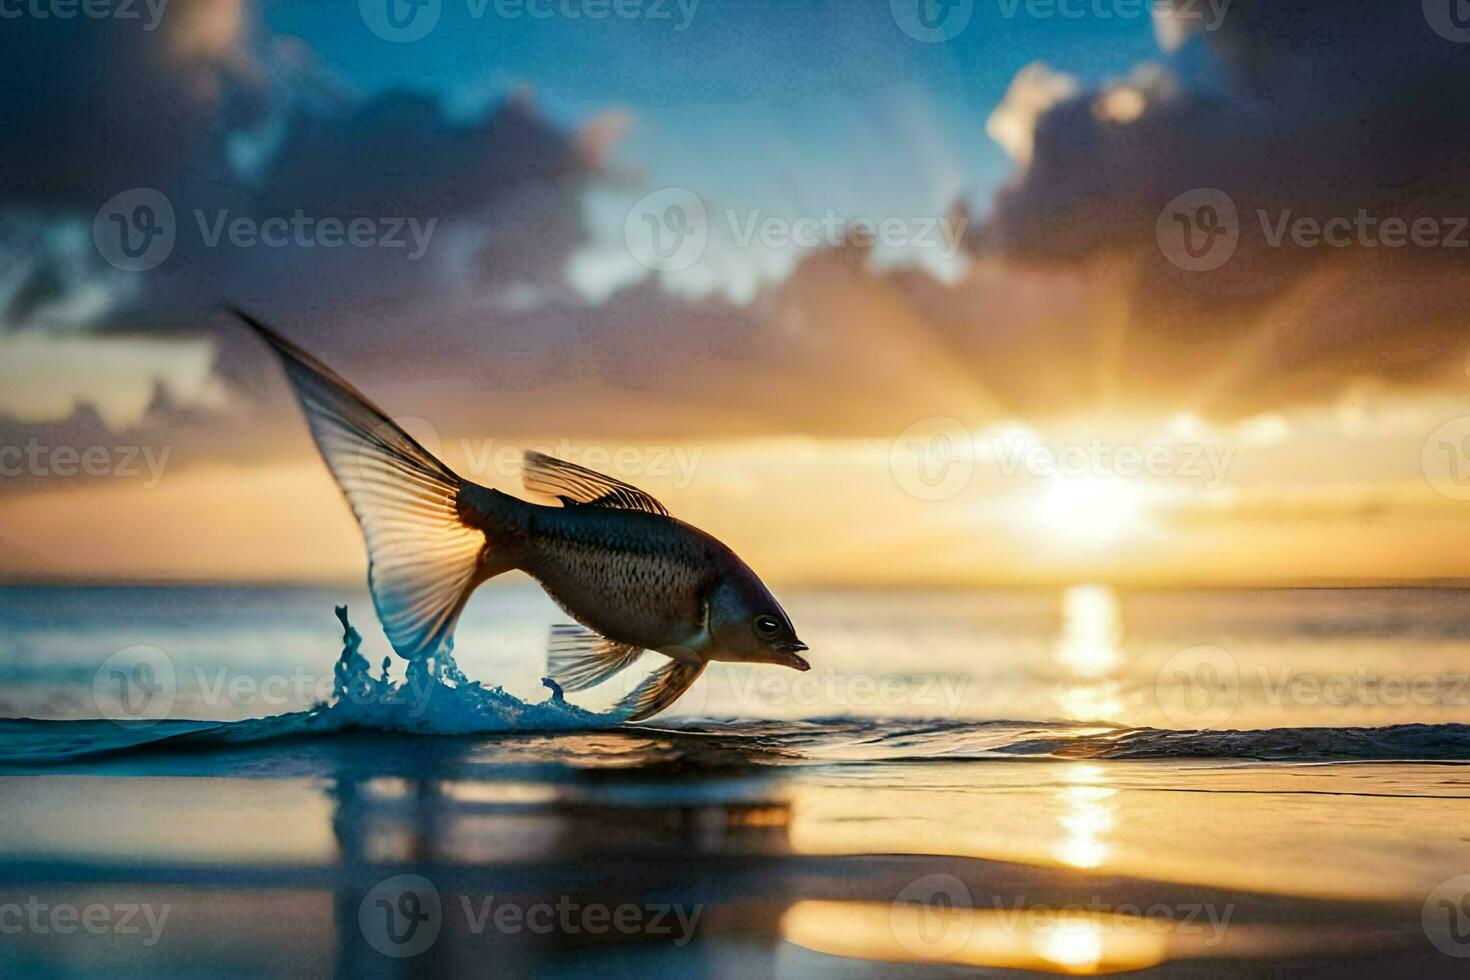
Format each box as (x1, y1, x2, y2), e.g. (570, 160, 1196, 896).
(7, 714, 1470, 767)
(4, 607, 1470, 766)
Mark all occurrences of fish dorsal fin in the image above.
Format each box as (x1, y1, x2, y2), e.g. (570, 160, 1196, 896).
(546, 623, 645, 692)
(522, 450, 669, 516)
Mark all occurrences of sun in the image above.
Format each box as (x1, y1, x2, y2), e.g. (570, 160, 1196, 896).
(1026, 472, 1154, 551)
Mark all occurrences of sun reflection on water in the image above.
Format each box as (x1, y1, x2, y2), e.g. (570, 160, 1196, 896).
(781, 901, 1168, 975)
(1052, 763, 1118, 870)
(1053, 584, 1125, 720)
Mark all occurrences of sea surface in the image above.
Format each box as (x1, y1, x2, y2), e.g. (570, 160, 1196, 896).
(2, 583, 1469, 976)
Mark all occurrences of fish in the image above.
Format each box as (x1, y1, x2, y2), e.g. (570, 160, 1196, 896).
(233, 308, 809, 721)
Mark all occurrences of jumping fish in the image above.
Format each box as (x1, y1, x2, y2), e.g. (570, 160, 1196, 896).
(235, 309, 808, 721)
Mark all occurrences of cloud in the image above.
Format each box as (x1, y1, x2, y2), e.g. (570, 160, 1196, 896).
(0, 0, 629, 482)
(964, 0, 1470, 416)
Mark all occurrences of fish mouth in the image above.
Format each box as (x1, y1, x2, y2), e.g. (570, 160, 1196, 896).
(776, 641, 810, 671)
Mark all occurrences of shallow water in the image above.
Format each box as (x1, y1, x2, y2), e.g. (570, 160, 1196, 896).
(2, 584, 1470, 976)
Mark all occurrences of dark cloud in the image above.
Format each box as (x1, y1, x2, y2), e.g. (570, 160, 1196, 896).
(970, 0, 1470, 416)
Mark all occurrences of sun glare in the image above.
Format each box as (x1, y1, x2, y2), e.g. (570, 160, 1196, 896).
(1028, 473, 1152, 550)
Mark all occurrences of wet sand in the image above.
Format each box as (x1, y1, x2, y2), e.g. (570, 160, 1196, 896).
(2, 729, 1467, 977)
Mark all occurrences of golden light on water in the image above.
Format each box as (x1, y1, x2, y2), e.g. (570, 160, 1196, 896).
(1050, 588, 1124, 866)
(1037, 919, 1106, 971)
(780, 901, 1168, 975)
(1052, 764, 1118, 870)
(1055, 585, 1122, 677)
(1053, 585, 1125, 720)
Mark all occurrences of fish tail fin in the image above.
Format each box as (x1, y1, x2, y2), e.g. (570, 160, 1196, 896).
(233, 306, 500, 661)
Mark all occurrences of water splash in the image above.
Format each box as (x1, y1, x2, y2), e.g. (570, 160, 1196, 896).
(0, 605, 632, 762)
(318, 604, 625, 735)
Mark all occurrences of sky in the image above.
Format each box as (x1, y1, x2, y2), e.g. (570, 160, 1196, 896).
(1, 0, 1469, 587)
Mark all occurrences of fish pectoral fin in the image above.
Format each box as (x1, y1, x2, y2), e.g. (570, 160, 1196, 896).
(546, 623, 645, 692)
(618, 659, 706, 722)
(521, 450, 669, 516)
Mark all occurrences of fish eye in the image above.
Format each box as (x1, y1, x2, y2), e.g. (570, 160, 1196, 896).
(753, 615, 782, 639)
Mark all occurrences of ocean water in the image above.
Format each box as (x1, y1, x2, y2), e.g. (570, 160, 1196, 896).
(2, 584, 1470, 976)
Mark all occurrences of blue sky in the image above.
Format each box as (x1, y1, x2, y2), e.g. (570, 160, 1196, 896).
(262, 0, 1162, 292)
